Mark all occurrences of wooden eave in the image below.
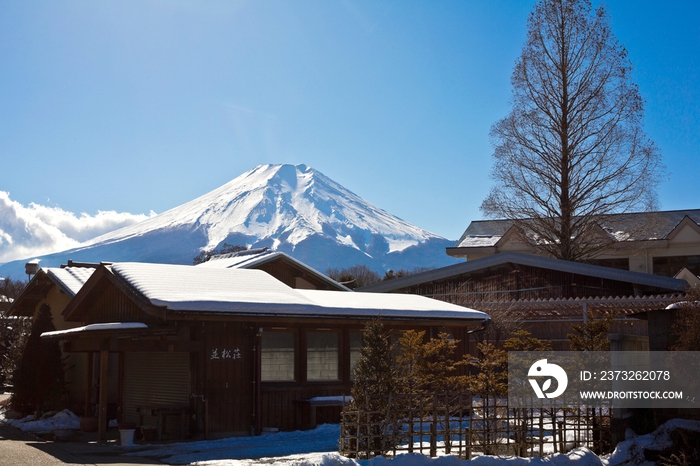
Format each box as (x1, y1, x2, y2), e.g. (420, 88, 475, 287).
(62, 265, 167, 322)
(41, 324, 179, 342)
(42, 324, 203, 354)
(63, 337, 204, 354)
(167, 311, 486, 328)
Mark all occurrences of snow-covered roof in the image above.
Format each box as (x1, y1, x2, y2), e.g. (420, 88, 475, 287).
(195, 248, 274, 269)
(360, 251, 688, 294)
(455, 209, 700, 249)
(6, 264, 98, 317)
(196, 248, 351, 291)
(110, 262, 488, 322)
(296, 289, 487, 320)
(45, 266, 96, 297)
(112, 262, 314, 312)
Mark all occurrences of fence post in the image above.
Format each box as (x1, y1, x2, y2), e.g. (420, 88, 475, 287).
(560, 408, 566, 453)
(430, 394, 438, 457)
(539, 413, 544, 457)
(408, 393, 414, 454)
(466, 394, 474, 460)
(444, 392, 451, 454)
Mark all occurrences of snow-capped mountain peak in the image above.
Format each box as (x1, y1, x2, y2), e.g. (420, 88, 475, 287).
(90, 164, 441, 255)
(0, 164, 459, 276)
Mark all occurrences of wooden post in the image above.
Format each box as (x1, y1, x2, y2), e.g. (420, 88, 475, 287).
(430, 394, 437, 457)
(85, 352, 94, 417)
(204, 398, 209, 440)
(254, 327, 262, 436)
(98, 340, 109, 444)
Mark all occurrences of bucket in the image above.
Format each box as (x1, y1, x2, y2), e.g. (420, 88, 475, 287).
(119, 428, 136, 446)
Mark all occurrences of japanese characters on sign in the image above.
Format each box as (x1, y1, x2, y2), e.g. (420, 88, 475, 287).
(210, 347, 242, 361)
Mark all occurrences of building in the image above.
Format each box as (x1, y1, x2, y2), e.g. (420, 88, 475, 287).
(447, 210, 700, 277)
(7, 250, 348, 418)
(359, 252, 687, 350)
(42, 262, 488, 442)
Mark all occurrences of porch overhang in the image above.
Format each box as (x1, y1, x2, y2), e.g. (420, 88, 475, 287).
(40, 322, 173, 341)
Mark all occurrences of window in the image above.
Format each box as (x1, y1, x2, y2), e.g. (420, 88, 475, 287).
(349, 332, 363, 380)
(653, 255, 700, 277)
(306, 332, 339, 381)
(261, 331, 295, 381)
(585, 258, 629, 270)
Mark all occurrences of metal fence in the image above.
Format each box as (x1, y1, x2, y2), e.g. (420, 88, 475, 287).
(339, 392, 612, 459)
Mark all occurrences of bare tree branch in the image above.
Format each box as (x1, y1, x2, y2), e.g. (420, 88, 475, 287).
(481, 0, 664, 261)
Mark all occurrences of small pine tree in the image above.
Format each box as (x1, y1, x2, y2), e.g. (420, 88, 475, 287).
(345, 318, 397, 457)
(504, 329, 552, 352)
(11, 304, 66, 417)
(466, 341, 508, 456)
(671, 286, 700, 351)
(503, 329, 551, 456)
(567, 311, 615, 351)
(397, 330, 464, 393)
(395, 330, 425, 393)
(466, 342, 508, 399)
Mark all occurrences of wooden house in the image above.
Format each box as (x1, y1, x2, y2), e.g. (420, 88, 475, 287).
(359, 252, 688, 350)
(42, 262, 489, 442)
(8, 249, 347, 419)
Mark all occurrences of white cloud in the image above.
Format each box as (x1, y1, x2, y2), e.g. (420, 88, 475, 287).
(0, 191, 155, 263)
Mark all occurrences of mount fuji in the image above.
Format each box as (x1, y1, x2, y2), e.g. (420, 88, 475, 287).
(0, 164, 459, 278)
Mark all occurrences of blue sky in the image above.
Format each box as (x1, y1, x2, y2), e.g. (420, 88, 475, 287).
(0, 0, 698, 260)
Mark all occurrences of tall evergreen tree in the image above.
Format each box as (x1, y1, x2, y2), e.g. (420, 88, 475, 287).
(0, 277, 28, 387)
(11, 304, 66, 417)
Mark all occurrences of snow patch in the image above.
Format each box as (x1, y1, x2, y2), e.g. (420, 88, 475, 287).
(123, 423, 607, 466)
(2, 409, 81, 432)
(386, 237, 420, 253)
(457, 236, 501, 248)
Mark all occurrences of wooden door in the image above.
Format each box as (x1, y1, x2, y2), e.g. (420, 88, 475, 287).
(205, 322, 255, 436)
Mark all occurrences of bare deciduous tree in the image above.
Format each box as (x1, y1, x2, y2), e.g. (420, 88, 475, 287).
(326, 265, 381, 289)
(481, 0, 663, 262)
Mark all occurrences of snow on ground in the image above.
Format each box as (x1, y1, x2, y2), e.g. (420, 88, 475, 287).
(123, 423, 605, 466)
(3, 409, 700, 466)
(2, 409, 81, 432)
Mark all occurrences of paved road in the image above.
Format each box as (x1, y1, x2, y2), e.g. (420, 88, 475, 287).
(0, 392, 165, 465)
(0, 423, 165, 466)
